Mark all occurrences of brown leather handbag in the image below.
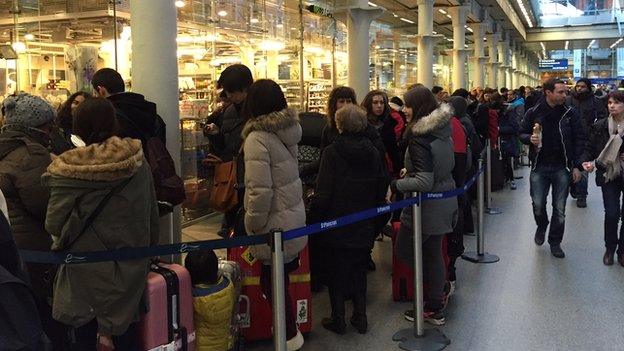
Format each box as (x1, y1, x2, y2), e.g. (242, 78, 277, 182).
(208, 157, 239, 212)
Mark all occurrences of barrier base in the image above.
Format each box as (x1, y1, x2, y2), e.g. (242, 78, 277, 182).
(486, 208, 503, 215)
(392, 328, 450, 351)
(461, 251, 500, 264)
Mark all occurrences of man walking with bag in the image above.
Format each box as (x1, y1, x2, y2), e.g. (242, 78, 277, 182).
(520, 79, 590, 258)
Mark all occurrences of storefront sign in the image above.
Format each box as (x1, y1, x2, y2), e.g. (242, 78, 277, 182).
(617, 48, 624, 77)
(538, 59, 568, 71)
(573, 49, 582, 78)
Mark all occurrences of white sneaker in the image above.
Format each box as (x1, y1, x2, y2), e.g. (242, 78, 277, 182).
(286, 330, 304, 351)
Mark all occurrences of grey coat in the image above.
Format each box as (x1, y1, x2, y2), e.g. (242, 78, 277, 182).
(243, 108, 307, 264)
(396, 103, 458, 263)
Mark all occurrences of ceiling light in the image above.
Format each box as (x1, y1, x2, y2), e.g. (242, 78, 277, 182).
(610, 38, 623, 49)
(540, 42, 546, 51)
(432, 30, 437, 34)
(175, 0, 186, 8)
(400, 18, 415, 24)
(250, 18, 259, 24)
(276, 23, 284, 28)
(217, 10, 228, 17)
(466, 26, 473, 32)
(516, 0, 533, 28)
(393, 13, 399, 17)
(368, 2, 378, 7)
(439, 9, 447, 14)
(24, 33, 34, 41)
(565, 40, 569, 50)
(11, 42, 25, 53)
(446, 14, 452, 19)
(587, 39, 596, 49)
(259, 39, 285, 51)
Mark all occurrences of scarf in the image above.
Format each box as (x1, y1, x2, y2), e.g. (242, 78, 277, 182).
(596, 116, 624, 182)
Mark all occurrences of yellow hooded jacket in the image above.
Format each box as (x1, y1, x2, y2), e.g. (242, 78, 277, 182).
(193, 276, 236, 351)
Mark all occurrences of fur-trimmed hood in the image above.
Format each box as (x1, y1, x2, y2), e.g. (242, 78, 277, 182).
(242, 108, 301, 147)
(410, 103, 453, 139)
(47, 136, 143, 182)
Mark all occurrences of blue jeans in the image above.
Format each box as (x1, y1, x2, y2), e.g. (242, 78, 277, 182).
(529, 166, 570, 245)
(601, 177, 624, 254)
(570, 171, 589, 199)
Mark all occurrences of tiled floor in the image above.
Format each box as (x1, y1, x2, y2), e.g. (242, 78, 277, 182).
(184, 167, 624, 350)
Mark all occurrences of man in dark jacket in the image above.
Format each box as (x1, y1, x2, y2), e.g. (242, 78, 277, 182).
(203, 64, 253, 237)
(566, 77, 608, 208)
(520, 79, 590, 258)
(91, 68, 167, 154)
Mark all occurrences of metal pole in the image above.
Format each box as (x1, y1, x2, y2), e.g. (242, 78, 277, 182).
(270, 230, 287, 351)
(298, 0, 305, 111)
(393, 193, 450, 350)
(477, 158, 485, 255)
(12, 0, 19, 92)
(485, 140, 492, 209)
(112, 0, 118, 71)
(462, 160, 500, 264)
(411, 192, 425, 337)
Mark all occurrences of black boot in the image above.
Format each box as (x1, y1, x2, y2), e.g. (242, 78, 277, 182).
(325, 287, 346, 334)
(322, 316, 346, 334)
(351, 292, 368, 334)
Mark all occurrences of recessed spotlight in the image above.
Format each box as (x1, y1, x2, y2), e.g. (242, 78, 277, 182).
(175, 0, 186, 8)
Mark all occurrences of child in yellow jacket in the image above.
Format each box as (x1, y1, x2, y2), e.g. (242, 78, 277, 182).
(185, 250, 236, 351)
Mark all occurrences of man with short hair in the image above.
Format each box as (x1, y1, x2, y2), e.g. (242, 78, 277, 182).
(520, 79, 590, 258)
(91, 68, 166, 152)
(566, 77, 607, 208)
(431, 86, 447, 103)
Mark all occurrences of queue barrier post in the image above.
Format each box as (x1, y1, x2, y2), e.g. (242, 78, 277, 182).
(393, 192, 450, 351)
(462, 159, 500, 264)
(270, 229, 288, 351)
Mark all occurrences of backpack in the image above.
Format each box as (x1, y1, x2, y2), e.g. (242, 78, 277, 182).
(117, 110, 186, 211)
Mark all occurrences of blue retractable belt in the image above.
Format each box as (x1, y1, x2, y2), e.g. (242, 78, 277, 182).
(20, 167, 484, 264)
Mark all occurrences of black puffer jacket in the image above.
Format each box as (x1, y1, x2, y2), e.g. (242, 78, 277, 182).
(309, 133, 388, 250)
(566, 90, 607, 128)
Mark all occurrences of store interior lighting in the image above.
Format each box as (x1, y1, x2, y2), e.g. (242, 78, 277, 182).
(438, 9, 447, 14)
(250, 18, 260, 23)
(466, 26, 473, 32)
(400, 17, 414, 24)
(259, 39, 285, 51)
(610, 38, 622, 49)
(24, 33, 34, 41)
(175, 0, 186, 8)
(564, 40, 569, 50)
(587, 39, 596, 49)
(11, 41, 25, 53)
(446, 14, 452, 19)
(217, 10, 228, 17)
(368, 2, 378, 7)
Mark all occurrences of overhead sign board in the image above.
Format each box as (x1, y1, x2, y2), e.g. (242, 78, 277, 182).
(539, 59, 569, 71)
(573, 50, 582, 78)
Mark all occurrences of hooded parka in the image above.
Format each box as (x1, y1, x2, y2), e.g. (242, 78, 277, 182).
(242, 108, 307, 263)
(395, 103, 458, 262)
(44, 136, 159, 336)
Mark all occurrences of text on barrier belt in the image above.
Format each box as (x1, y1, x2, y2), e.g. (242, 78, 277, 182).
(19, 167, 484, 264)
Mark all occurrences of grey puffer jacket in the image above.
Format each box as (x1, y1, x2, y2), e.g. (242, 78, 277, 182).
(396, 104, 458, 261)
(243, 108, 306, 263)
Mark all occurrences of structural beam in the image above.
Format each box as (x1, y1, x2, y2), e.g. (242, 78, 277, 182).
(527, 23, 621, 42)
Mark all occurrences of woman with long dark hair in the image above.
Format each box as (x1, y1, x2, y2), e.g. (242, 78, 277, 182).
(361, 90, 401, 177)
(51, 91, 91, 154)
(391, 86, 457, 326)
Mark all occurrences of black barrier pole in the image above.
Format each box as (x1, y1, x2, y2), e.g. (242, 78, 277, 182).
(485, 140, 503, 215)
(393, 193, 450, 350)
(462, 159, 500, 264)
(270, 229, 287, 351)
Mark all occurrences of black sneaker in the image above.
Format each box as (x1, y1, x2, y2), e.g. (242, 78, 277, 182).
(534, 228, 546, 246)
(550, 244, 565, 258)
(350, 315, 368, 334)
(403, 309, 446, 326)
(577, 198, 587, 208)
(322, 317, 346, 335)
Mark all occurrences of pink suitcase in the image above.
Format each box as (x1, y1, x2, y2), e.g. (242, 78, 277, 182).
(139, 262, 196, 351)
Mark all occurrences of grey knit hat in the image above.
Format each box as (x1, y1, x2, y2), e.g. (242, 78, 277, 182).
(3, 93, 55, 128)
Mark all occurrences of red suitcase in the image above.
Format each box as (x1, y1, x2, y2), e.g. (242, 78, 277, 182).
(228, 245, 312, 341)
(139, 262, 196, 351)
(391, 221, 449, 302)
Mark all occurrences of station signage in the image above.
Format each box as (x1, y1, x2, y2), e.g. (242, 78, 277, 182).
(539, 59, 569, 71)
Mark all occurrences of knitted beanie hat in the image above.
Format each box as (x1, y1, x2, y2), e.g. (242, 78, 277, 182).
(3, 93, 55, 128)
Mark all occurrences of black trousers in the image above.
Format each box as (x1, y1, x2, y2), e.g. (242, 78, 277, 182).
(71, 319, 138, 351)
(325, 247, 369, 319)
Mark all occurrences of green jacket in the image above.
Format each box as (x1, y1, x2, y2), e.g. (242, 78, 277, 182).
(0, 127, 53, 301)
(44, 137, 159, 336)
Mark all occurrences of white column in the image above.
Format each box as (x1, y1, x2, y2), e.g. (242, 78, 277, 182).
(347, 7, 382, 101)
(130, 0, 181, 244)
(448, 6, 470, 91)
(417, 0, 437, 87)
(470, 23, 488, 88)
(498, 38, 508, 88)
(486, 33, 500, 89)
(511, 43, 520, 89)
